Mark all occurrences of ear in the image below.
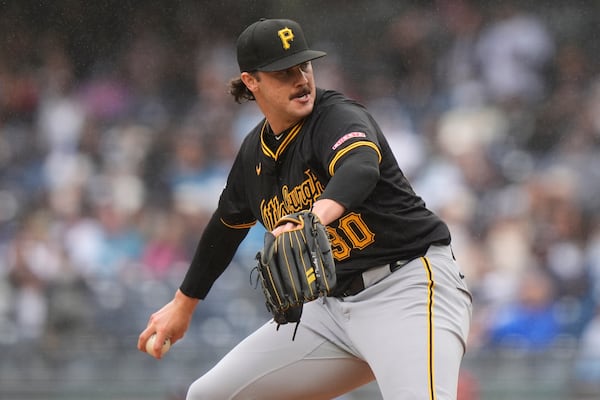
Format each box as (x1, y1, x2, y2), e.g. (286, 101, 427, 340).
(241, 72, 259, 92)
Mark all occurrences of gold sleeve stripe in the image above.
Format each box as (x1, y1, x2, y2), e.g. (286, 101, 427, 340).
(328, 141, 382, 176)
(420, 256, 437, 400)
(220, 218, 257, 229)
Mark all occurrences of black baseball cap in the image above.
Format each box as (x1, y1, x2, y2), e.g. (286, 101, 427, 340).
(236, 18, 327, 72)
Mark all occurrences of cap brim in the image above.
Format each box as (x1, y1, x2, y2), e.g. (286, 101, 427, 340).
(257, 50, 327, 72)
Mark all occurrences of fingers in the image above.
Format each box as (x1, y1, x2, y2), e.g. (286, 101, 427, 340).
(152, 332, 170, 359)
(138, 326, 172, 359)
(137, 294, 196, 358)
(272, 222, 297, 236)
(137, 324, 155, 353)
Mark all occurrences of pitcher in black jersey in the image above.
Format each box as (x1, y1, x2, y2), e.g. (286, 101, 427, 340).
(138, 18, 472, 400)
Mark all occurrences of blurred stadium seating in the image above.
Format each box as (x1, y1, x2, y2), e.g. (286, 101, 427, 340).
(1, 1, 599, 399)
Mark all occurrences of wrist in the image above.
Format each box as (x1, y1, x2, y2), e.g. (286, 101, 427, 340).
(311, 199, 345, 225)
(174, 289, 201, 313)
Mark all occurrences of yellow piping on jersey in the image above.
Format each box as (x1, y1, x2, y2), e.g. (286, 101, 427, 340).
(220, 218, 257, 229)
(260, 120, 305, 161)
(328, 141, 382, 177)
(421, 256, 437, 400)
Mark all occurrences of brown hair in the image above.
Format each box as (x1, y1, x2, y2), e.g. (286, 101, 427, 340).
(228, 76, 255, 103)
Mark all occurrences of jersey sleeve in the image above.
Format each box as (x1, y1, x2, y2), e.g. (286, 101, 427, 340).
(179, 210, 249, 299)
(319, 147, 380, 209)
(313, 99, 382, 177)
(216, 141, 258, 229)
(179, 139, 257, 299)
(312, 98, 383, 208)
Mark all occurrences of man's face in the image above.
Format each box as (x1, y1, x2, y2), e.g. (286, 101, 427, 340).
(247, 62, 316, 133)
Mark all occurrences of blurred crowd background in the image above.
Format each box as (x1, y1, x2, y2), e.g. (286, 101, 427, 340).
(1, 0, 599, 399)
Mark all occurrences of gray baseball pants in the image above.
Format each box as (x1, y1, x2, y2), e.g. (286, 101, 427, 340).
(186, 244, 472, 399)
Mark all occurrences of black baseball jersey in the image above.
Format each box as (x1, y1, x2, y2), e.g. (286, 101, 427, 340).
(217, 88, 450, 287)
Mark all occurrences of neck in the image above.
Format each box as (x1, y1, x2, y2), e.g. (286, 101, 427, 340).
(265, 118, 301, 136)
(266, 118, 299, 136)
(256, 102, 300, 135)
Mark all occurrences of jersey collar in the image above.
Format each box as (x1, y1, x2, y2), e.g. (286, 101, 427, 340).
(260, 119, 305, 161)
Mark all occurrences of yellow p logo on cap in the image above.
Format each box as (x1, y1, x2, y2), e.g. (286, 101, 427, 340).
(278, 27, 294, 50)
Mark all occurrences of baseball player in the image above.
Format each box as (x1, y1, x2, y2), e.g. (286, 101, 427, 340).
(138, 18, 472, 400)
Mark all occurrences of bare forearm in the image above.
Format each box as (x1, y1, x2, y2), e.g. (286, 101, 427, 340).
(311, 198, 345, 226)
(271, 199, 344, 237)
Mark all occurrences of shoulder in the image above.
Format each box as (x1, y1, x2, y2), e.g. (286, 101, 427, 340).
(315, 89, 368, 117)
(312, 89, 372, 127)
(315, 88, 364, 110)
(239, 119, 265, 149)
(230, 119, 265, 169)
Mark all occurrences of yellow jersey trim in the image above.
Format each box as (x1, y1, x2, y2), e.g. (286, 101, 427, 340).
(220, 218, 257, 229)
(260, 120, 305, 161)
(328, 141, 381, 176)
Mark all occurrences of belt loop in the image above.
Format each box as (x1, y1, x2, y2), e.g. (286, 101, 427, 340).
(361, 264, 392, 288)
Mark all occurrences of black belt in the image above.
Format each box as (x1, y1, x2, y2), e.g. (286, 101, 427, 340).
(338, 258, 412, 297)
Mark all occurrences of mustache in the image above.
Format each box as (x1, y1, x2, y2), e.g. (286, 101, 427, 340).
(290, 86, 311, 100)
